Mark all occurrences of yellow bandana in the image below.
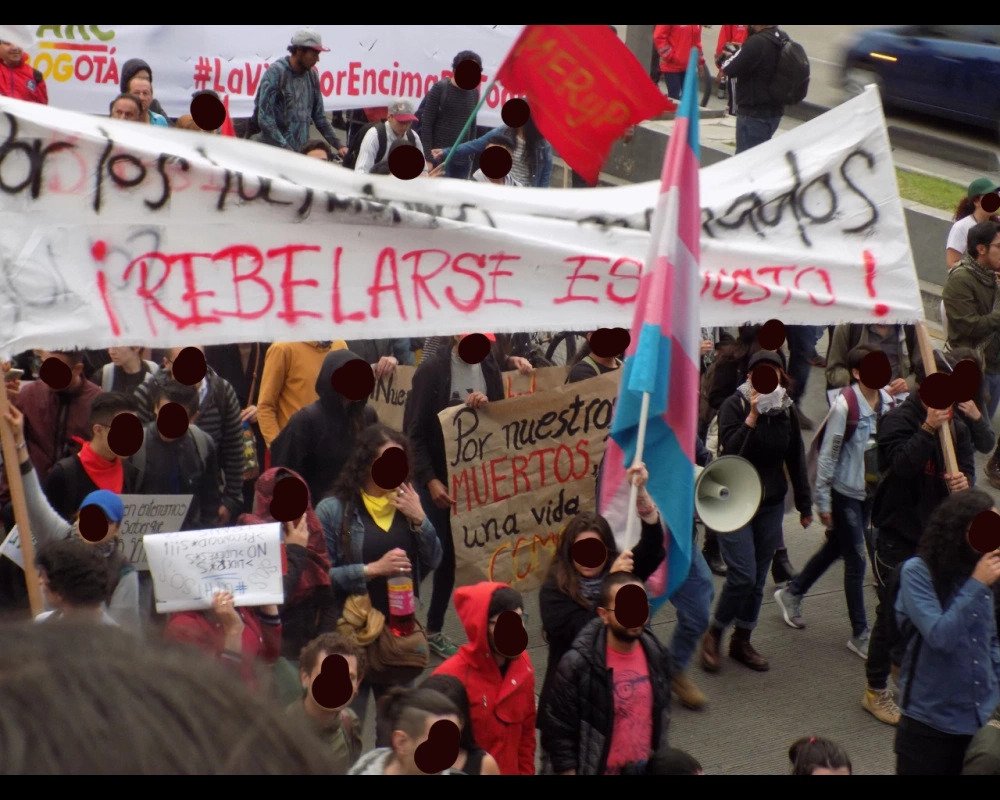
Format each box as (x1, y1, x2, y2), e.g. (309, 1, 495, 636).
(361, 490, 396, 532)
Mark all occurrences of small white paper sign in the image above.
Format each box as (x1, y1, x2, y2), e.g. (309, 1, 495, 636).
(0, 527, 24, 569)
(144, 523, 284, 614)
(117, 494, 193, 571)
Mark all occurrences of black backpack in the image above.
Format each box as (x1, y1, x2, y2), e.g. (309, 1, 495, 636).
(342, 122, 416, 170)
(245, 60, 319, 139)
(768, 31, 810, 106)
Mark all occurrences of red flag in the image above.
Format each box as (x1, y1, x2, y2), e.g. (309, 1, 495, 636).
(496, 25, 671, 185)
(220, 94, 236, 138)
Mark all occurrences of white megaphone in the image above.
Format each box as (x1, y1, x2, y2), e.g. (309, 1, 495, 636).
(694, 455, 763, 533)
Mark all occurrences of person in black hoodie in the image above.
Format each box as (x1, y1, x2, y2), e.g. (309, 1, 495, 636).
(699, 350, 812, 673)
(718, 25, 788, 154)
(403, 333, 504, 658)
(862, 351, 976, 727)
(270, 350, 378, 503)
(119, 58, 168, 119)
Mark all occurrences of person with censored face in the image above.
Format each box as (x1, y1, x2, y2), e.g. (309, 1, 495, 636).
(541, 571, 673, 775)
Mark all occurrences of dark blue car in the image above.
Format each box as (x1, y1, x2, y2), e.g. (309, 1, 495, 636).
(843, 25, 1000, 135)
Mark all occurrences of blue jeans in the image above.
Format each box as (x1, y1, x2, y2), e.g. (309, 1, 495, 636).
(712, 501, 786, 631)
(789, 490, 869, 638)
(664, 72, 684, 100)
(669, 545, 715, 671)
(985, 372, 1000, 421)
(735, 115, 781, 154)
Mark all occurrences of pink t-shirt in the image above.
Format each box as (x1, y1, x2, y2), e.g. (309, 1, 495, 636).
(604, 642, 653, 774)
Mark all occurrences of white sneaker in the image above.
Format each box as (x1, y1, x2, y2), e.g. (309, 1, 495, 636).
(847, 631, 870, 660)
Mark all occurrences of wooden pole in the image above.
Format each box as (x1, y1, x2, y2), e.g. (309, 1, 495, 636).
(0, 384, 44, 617)
(915, 321, 959, 477)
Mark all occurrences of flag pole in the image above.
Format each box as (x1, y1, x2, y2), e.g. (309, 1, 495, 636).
(441, 75, 499, 173)
(623, 390, 651, 550)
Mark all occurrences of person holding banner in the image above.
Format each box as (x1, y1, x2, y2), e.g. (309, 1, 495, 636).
(164, 589, 282, 692)
(2, 404, 142, 634)
(319, 424, 442, 717)
(404, 334, 504, 659)
(700, 350, 812, 674)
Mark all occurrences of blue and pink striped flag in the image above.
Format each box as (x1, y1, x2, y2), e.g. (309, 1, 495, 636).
(598, 50, 702, 605)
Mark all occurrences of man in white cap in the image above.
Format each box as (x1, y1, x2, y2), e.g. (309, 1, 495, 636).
(353, 99, 428, 174)
(251, 28, 347, 157)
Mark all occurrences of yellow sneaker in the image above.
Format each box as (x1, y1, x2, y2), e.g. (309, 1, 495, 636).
(862, 687, 900, 726)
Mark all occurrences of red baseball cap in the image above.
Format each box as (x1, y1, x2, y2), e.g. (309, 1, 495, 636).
(459, 332, 496, 341)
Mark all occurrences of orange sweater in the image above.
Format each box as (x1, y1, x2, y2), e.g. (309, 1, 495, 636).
(257, 341, 346, 446)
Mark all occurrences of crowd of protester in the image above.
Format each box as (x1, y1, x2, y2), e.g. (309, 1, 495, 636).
(2, 25, 1000, 777)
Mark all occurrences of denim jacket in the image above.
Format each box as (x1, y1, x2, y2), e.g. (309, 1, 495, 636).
(814, 385, 892, 514)
(896, 557, 1000, 735)
(316, 496, 442, 600)
(443, 125, 553, 187)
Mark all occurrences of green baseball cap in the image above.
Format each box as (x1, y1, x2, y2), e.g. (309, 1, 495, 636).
(968, 177, 999, 197)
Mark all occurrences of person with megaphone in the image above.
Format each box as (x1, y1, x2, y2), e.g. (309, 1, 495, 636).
(699, 350, 813, 674)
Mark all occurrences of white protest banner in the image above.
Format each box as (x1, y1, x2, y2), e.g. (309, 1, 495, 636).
(21, 25, 522, 125)
(117, 494, 192, 570)
(441, 370, 620, 593)
(369, 365, 415, 432)
(0, 87, 921, 354)
(143, 523, 283, 613)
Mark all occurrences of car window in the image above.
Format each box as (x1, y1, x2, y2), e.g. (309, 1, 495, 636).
(915, 25, 1000, 45)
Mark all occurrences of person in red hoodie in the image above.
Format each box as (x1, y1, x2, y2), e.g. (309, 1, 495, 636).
(714, 25, 750, 99)
(433, 582, 536, 775)
(0, 39, 47, 104)
(165, 588, 282, 692)
(653, 25, 704, 101)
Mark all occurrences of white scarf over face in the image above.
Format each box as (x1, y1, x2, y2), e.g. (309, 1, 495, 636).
(737, 380, 793, 415)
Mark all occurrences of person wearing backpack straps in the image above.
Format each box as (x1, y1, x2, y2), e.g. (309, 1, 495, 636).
(565, 332, 623, 385)
(416, 50, 483, 162)
(774, 346, 894, 659)
(351, 100, 426, 174)
(719, 25, 809, 154)
(893, 489, 1000, 775)
(247, 29, 347, 157)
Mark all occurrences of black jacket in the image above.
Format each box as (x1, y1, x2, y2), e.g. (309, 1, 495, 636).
(43, 453, 140, 522)
(872, 392, 976, 547)
(720, 26, 786, 118)
(717, 391, 811, 515)
(270, 350, 378, 502)
(540, 617, 672, 776)
(537, 518, 666, 725)
(403, 346, 504, 488)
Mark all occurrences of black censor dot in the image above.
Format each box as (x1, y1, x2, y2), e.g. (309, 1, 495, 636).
(493, 611, 528, 658)
(458, 334, 491, 365)
(171, 347, 206, 386)
(311, 654, 353, 710)
(39, 357, 72, 391)
(919, 372, 954, 410)
(952, 359, 982, 403)
(982, 192, 1000, 214)
(388, 144, 425, 181)
(414, 719, 461, 774)
(156, 402, 190, 439)
(591, 328, 630, 358)
(750, 363, 779, 394)
(270, 475, 308, 522)
(614, 583, 649, 628)
(757, 319, 786, 351)
(78, 505, 110, 543)
(331, 359, 375, 402)
(453, 59, 482, 91)
(571, 537, 607, 569)
(371, 446, 408, 490)
(480, 146, 512, 180)
(190, 93, 225, 132)
(859, 351, 891, 390)
(968, 509, 1000, 555)
(501, 98, 530, 128)
(108, 413, 144, 457)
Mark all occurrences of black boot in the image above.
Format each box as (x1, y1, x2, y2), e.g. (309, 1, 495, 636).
(702, 528, 727, 577)
(771, 547, 797, 584)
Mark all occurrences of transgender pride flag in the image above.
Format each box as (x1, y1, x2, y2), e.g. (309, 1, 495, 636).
(598, 49, 701, 605)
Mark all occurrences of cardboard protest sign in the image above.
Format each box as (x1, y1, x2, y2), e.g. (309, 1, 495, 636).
(144, 523, 283, 613)
(502, 366, 569, 399)
(21, 25, 523, 124)
(0, 493, 192, 572)
(369, 366, 415, 432)
(0, 87, 921, 354)
(441, 370, 620, 592)
(117, 494, 192, 571)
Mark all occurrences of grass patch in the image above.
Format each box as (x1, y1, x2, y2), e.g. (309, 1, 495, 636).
(896, 168, 964, 213)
